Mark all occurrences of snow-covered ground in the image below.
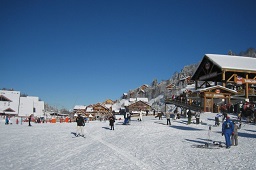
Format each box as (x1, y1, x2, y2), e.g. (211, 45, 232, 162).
(1, 112, 256, 170)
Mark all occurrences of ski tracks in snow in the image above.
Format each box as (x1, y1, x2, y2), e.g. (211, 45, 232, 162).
(87, 130, 157, 170)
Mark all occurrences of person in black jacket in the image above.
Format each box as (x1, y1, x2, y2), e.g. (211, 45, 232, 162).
(187, 109, 192, 124)
(28, 115, 32, 126)
(109, 114, 115, 130)
(76, 114, 85, 137)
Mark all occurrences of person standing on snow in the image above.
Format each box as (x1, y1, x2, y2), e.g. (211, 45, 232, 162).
(221, 104, 228, 122)
(109, 114, 115, 130)
(222, 116, 234, 149)
(165, 112, 171, 125)
(139, 110, 143, 121)
(28, 114, 32, 126)
(5, 116, 9, 125)
(76, 114, 85, 137)
(195, 112, 200, 124)
(187, 109, 192, 124)
(215, 114, 221, 126)
(231, 121, 240, 146)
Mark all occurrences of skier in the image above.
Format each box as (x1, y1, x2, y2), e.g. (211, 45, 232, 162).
(222, 116, 234, 149)
(76, 114, 85, 137)
(109, 114, 115, 130)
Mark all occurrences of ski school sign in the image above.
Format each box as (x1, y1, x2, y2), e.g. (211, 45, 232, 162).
(244, 79, 256, 84)
(235, 77, 256, 84)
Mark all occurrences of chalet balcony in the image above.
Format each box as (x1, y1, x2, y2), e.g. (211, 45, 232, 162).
(236, 89, 256, 96)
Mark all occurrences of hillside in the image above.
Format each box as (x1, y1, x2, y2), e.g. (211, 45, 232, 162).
(124, 48, 256, 111)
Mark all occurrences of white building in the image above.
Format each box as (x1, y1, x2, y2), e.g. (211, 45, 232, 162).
(0, 90, 20, 115)
(0, 90, 44, 117)
(19, 96, 44, 117)
(19, 97, 33, 117)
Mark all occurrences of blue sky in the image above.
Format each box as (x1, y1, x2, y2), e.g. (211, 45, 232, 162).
(1, 0, 256, 110)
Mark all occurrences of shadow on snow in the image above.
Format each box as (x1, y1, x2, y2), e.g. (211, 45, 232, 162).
(102, 127, 111, 130)
(169, 125, 203, 131)
(185, 138, 207, 145)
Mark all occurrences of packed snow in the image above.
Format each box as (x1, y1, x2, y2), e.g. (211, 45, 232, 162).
(1, 112, 256, 170)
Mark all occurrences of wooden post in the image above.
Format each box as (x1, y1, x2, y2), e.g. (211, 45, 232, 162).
(245, 74, 249, 100)
(222, 70, 226, 87)
(211, 97, 214, 113)
(204, 94, 206, 112)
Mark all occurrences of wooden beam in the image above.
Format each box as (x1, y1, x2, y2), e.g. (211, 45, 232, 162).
(227, 73, 236, 82)
(246, 73, 249, 99)
(204, 95, 206, 112)
(222, 70, 226, 87)
(224, 69, 256, 74)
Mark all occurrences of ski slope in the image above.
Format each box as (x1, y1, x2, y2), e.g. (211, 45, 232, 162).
(0, 112, 255, 170)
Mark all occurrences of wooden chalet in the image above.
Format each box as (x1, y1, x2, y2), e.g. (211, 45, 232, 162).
(128, 100, 151, 112)
(73, 105, 86, 115)
(84, 103, 111, 120)
(179, 76, 193, 86)
(92, 103, 110, 114)
(189, 85, 237, 112)
(103, 99, 114, 105)
(190, 54, 256, 112)
(166, 84, 175, 90)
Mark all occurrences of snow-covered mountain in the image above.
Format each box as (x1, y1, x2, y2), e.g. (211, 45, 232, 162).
(124, 63, 198, 112)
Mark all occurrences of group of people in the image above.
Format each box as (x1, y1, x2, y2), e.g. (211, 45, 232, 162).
(74, 109, 241, 149)
(164, 109, 200, 125)
(163, 108, 240, 149)
(75, 113, 116, 137)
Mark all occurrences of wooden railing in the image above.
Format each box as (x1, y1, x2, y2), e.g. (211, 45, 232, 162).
(236, 89, 256, 96)
(165, 99, 202, 112)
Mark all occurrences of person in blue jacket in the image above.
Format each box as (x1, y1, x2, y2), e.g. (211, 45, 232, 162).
(222, 116, 234, 149)
(5, 116, 9, 125)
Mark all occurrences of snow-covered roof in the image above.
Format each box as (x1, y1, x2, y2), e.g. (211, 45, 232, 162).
(73, 105, 86, 110)
(179, 76, 190, 81)
(111, 99, 131, 112)
(86, 107, 93, 112)
(129, 98, 136, 102)
(205, 54, 256, 72)
(104, 104, 112, 109)
(195, 85, 237, 93)
(136, 98, 148, 102)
